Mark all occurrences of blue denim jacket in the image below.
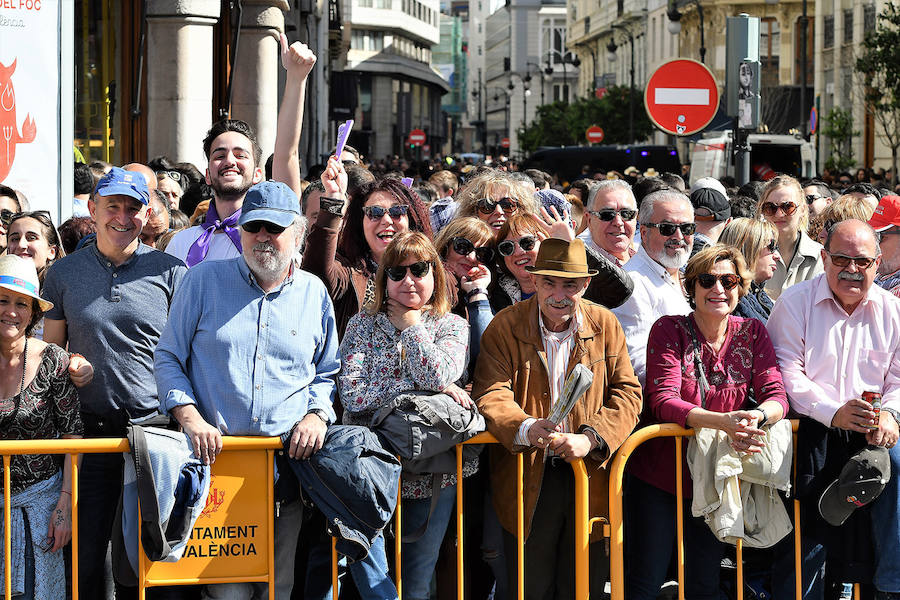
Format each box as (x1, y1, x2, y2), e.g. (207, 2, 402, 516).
(283, 425, 401, 562)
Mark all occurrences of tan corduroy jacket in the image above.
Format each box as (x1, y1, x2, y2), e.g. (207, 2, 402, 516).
(473, 296, 642, 541)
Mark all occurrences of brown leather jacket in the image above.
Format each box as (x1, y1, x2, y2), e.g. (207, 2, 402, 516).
(473, 296, 642, 540)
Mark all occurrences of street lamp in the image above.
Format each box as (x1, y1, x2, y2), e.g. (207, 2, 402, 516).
(526, 61, 546, 106)
(544, 49, 581, 103)
(667, 0, 706, 64)
(508, 72, 531, 128)
(607, 24, 635, 145)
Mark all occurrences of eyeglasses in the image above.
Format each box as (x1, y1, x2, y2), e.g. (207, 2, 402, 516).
(451, 237, 495, 263)
(8, 210, 52, 225)
(363, 204, 409, 221)
(590, 208, 638, 221)
(761, 202, 799, 217)
(806, 194, 825, 205)
(156, 170, 182, 183)
(242, 221, 288, 235)
(643, 222, 696, 236)
(826, 252, 878, 269)
(497, 235, 537, 257)
(476, 197, 519, 215)
(697, 273, 743, 290)
(386, 261, 432, 281)
(765, 239, 779, 254)
(0, 209, 14, 226)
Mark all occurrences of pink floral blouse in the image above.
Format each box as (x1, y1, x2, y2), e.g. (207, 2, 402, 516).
(339, 309, 475, 499)
(628, 314, 789, 496)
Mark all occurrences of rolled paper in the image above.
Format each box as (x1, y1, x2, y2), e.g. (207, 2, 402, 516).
(335, 119, 354, 159)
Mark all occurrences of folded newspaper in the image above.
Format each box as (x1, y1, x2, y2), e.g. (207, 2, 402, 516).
(547, 363, 594, 425)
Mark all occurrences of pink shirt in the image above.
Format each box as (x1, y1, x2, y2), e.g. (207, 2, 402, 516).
(628, 314, 789, 495)
(768, 274, 900, 426)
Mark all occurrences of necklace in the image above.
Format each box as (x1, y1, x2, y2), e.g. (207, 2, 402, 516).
(19, 337, 27, 396)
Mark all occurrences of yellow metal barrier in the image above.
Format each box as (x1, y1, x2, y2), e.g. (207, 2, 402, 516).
(0, 436, 281, 600)
(606, 421, 853, 600)
(327, 432, 602, 600)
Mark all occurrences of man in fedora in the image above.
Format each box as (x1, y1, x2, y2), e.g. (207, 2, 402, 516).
(474, 238, 642, 600)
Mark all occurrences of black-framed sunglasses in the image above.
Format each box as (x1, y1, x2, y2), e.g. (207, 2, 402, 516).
(156, 170, 182, 183)
(697, 273, 743, 290)
(242, 221, 287, 235)
(590, 208, 638, 221)
(643, 222, 696, 237)
(0, 209, 14, 227)
(451, 237, 495, 264)
(827, 252, 878, 269)
(806, 194, 825, 205)
(386, 261, 433, 281)
(363, 204, 408, 221)
(761, 202, 798, 217)
(765, 239, 779, 254)
(476, 197, 519, 215)
(497, 235, 537, 257)
(8, 210, 52, 226)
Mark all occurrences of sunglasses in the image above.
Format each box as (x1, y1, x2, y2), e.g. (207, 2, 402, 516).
(156, 170, 182, 183)
(0, 209, 14, 226)
(643, 222, 696, 236)
(827, 252, 878, 269)
(386, 260, 432, 281)
(765, 239, 779, 254)
(363, 204, 408, 221)
(8, 210, 52, 225)
(806, 194, 825, 205)
(590, 208, 638, 221)
(761, 202, 799, 217)
(451, 237, 495, 263)
(242, 221, 288, 235)
(697, 273, 743, 290)
(497, 235, 537, 257)
(476, 197, 518, 215)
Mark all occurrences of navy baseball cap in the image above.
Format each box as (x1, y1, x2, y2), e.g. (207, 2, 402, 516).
(238, 181, 300, 228)
(818, 445, 891, 527)
(94, 167, 150, 205)
(690, 187, 731, 222)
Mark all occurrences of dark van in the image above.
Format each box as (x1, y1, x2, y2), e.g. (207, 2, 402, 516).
(522, 145, 681, 182)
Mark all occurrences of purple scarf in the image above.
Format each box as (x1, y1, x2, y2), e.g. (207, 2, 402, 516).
(185, 201, 243, 267)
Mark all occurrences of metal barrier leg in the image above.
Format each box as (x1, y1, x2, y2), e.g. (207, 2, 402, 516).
(332, 537, 338, 600)
(572, 460, 590, 600)
(456, 446, 464, 600)
(675, 438, 685, 600)
(4, 456, 10, 600)
(267, 450, 275, 600)
(70, 454, 79, 600)
(735, 538, 743, 600)
(395, 477, 402, 600)
(516, 453, 524, 600)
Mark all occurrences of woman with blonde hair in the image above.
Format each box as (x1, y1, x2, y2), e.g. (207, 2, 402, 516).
(339, 231, 473, 600)
(454, 169, 539, 230)
(808, 196, 876, 245)
(756, 175, 823, 300)
(718, 218, 781, 322)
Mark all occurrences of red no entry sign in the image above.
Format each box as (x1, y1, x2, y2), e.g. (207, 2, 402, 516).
(586, 126, 604, 143)
(409, 128, 426, 144)
(644, 59, 719, 136)
(501, 137, 510, 148)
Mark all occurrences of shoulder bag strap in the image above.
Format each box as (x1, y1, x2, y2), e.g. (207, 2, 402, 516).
(684, 317, 710, 409)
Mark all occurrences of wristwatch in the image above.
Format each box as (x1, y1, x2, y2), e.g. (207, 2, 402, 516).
(306, 409, 330, 425)
(319, 196, 345, 216)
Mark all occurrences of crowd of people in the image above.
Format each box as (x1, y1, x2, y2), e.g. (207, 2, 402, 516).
(1, 42, 899, 600)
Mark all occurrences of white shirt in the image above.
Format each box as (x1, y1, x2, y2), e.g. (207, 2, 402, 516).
(611, 245, 691, 387)
(768, 274, 900, 426)
(165, 225, 242, 265)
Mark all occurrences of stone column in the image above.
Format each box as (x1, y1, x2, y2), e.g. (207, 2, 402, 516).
(146, 0, 221, 168)
(230, 1, 290, 164)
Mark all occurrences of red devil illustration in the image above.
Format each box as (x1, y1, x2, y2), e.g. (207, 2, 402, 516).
(0, 59, 37, 184)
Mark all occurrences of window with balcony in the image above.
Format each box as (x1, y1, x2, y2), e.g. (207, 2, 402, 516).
(864, 4, 876, 32)
(824, 14, 834, 48)
(794, 16, 813, 85)
(760, 17, 780, 88)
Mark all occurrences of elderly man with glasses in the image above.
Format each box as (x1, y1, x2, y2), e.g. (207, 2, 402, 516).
(611, 189, 695, 387)
(769, 219, 900, 600)
(579, 179, 638, 267)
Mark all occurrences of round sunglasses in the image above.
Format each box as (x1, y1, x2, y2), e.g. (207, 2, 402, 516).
(476, 197, 518, 215)
(497, 235, 537, 257)
(590, 208, 638, 221)
(697, 273, 742, 290)
(761, 202, 798, 217)
(451, 237, 495, 263)
(363, 205, 408, 221)
(386, 260, 433, 281)
(643, 222, 696, 237)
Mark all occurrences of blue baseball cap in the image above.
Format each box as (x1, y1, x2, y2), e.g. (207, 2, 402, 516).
(238, 181, 300, 228)
(94, 167, 150, 205)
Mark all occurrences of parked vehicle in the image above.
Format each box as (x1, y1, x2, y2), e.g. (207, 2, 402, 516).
(523, 145, 681, 182)
(689, 131, 816, 186)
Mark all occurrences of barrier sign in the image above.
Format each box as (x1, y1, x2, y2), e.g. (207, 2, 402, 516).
(144, 449, 272, 582)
